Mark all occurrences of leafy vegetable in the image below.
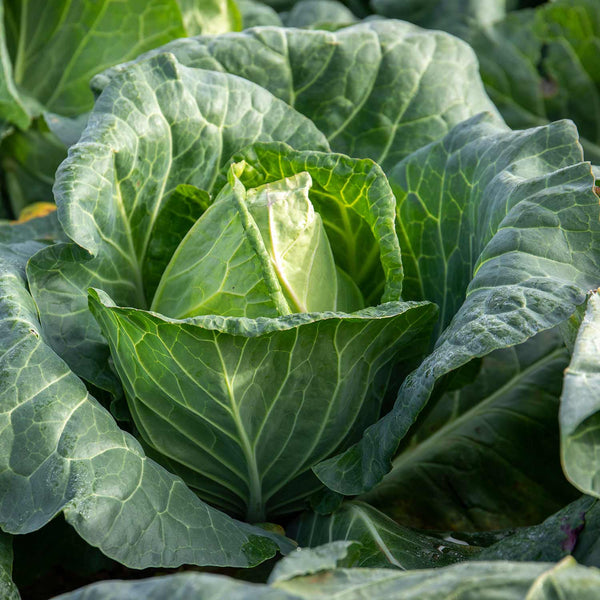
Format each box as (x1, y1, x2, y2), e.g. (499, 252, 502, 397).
(3, 3, 600, 597)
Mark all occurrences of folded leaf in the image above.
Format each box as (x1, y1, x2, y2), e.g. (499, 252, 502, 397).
(89, 289, 436, 521)
(152, 170, 348, 318)
(221, 143, 403, 306)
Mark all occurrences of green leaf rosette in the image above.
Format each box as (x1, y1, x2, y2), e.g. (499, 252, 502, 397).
(27, 52, 436, 523)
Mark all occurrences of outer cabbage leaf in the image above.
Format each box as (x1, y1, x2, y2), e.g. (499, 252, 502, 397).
(54, 573, 297, 600)
(48, 558, 600, 599)
(277, 557, 600, 599)
(1, 0, 228, 118)
(93, 20, 501, 170)
(359, 329, 576, 530)
(0, 533, 18, 600)
(289, 501, 475, 569)
(561, 292, 600, 497)
(27, 53, 329, 392)
(315, 114, 600, 494)
(89, 289, 436, 521)
(0, 241, 292, 569)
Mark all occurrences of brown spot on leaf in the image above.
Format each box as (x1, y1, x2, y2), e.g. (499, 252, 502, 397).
(540, 77, 559, 98)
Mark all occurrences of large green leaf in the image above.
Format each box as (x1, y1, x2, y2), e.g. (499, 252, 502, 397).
(0, 241, 292, 569)
(54, 573, 296, 600)
(359, 329, 576, 530)
(276, 557, 600, 599)
(315, 114, 600, 494)
(289, 501, 475, 569)
(27, 53, 329, 392)
(469, 0, 600, 162)
(93, 20, 500, 170)
(50, 556, 600, 599)
(0, 533, 18, 600)
(89, 289, 436, 521)
(561, 292, 600, 497)
(3, 0, 183, 118)
(48, 558, 600, 599)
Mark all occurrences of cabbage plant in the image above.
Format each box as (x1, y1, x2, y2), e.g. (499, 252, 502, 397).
(86, 148, 437, 522)
(3, 18, 600, 595)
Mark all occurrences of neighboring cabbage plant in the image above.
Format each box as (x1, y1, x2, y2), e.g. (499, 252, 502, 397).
(0, 0, 242, 218)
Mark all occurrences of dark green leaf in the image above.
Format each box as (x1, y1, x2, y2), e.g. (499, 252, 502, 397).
(359, 329, 576, 530)
(315, 115, 600, 495)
